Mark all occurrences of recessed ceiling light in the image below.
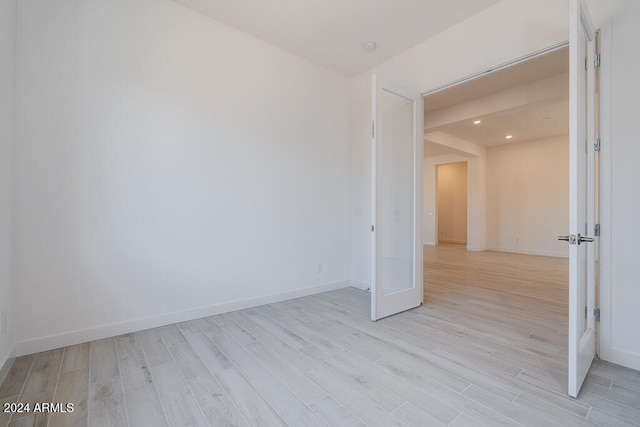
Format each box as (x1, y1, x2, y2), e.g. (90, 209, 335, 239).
(362, 41, 377, 53)
(473, 120, 481, 125)
(505, 135, 513, 139)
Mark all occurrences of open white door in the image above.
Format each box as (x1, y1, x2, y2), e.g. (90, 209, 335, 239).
(371, 75, 423, 321)
(564, 0, 597, 398)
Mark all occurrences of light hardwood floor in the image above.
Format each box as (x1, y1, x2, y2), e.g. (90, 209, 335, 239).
(2, 245, 639, 426)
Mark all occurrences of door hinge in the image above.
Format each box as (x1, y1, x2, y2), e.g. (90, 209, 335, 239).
(595, 53, 601, 68)
(371, 225, 374, 232)
(594, 308, 601, 322)
(585, 139, 588, 153)
(371, 120, 375, 139)
(585, 57, 588, 71)
(594, 223, 600, 237)
(594, 138, 601, 152)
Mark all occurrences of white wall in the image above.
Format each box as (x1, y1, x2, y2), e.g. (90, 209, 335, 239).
(350, 76, 373, 289)
(0, 0, 16, 379)
(466, 155, 488, 252)
(487, 136, 569, 257)
(597, 0, 640, 370)
(14, 0, 351, 355)
(437, 162, 468, 244)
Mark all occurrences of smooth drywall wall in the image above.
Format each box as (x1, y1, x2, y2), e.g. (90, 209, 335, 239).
(437, 162, 468, 244)
(351, 0, 569, 287)
(487, 136, 569, 257)
(598, 1, 640, 370)
(14, 0, 351, 354)
(350, 75, 372, 290)
(0, 0, 16, 378)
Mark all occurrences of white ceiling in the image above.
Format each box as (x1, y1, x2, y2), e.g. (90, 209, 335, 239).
(424, 48, 569, 156)
(430, 100, 569, 148)
(171, 0, 501, 76)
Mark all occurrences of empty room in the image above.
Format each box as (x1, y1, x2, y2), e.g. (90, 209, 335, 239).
(1, 0, 639, 426)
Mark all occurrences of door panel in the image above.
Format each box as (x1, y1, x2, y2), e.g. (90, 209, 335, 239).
(371, 75, 423, 321)
(379, 90, 414, 295)
(568, 0, 597, 398)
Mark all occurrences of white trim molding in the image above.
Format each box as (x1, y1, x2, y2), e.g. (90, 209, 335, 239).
(16, 281, 350, 356)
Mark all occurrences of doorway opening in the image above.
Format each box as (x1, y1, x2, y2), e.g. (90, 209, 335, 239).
(418, 45, 581, 398)
(368, 2, 599, 400)
(422, 46, 570, 259)
(436, 162, 468, 246)
(420, 45, 578, 352)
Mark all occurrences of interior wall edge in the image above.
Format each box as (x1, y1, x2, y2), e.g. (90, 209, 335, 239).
(0, 0, 17, 384)
(15, 280, 350, 357)
(350, 281, 370, 291)
(0, 349, 16, 385)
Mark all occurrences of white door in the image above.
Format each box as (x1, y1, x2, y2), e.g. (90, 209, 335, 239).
(371, 75, 423, 321)
(565, 0, 597, 398)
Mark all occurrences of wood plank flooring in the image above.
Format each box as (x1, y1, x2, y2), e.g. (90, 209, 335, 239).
(2, 245, 639, 426)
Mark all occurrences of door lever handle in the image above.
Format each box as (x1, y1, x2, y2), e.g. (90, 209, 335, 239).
(558, 234, 594, 244)
(578, 234, 594, 244)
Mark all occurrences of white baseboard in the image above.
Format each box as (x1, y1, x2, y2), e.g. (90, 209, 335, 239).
(422, 240, 436, 246)
(350, 280, 369, 291)
(439, 239, 467, 245)
(486, 246, 568, 258)
(16, 281, 350, 356)
(602, 348, 640, 372)
(0, 346, 16, 386)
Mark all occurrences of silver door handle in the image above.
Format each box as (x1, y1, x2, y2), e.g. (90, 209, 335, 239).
(558, 234, 594, 244)
(578, 234, 594, 244)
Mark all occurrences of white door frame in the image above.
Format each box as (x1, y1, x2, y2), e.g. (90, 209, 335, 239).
(421, 43, 568, 99)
